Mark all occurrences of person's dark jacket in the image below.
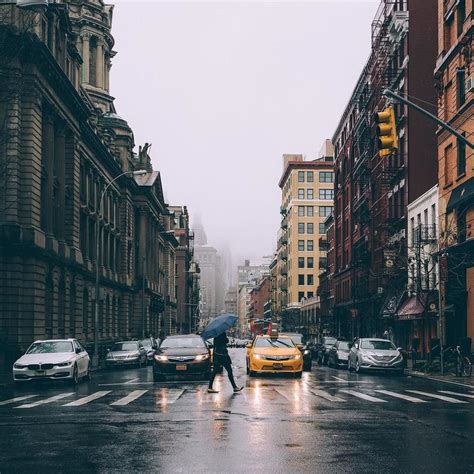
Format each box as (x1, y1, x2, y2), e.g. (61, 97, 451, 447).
(213, 333, 229, 357)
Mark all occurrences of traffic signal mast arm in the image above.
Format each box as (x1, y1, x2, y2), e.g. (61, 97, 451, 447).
(383, 89, 474, 149)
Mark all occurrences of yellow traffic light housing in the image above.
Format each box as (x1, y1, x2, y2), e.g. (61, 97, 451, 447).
(374, 105, 398, 157)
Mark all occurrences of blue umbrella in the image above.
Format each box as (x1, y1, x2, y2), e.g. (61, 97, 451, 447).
(201, 313, 238, 340)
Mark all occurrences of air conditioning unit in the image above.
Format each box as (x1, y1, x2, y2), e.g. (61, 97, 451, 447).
(466, 75, 474, 93)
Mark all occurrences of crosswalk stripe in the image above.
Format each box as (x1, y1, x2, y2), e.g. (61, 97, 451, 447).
(0, 395, 38, 406)
(406, 390, 468, 404)
(63, 391, 112, 407)
(15, 392, 74, 409)
(339, 389, 387, 403)
(438, 390, 474, 399)
(374, 389, 426, 403)
(110, 390, 148, 406)
(310, 389, 346, 402)
(155, 389, 184, 405)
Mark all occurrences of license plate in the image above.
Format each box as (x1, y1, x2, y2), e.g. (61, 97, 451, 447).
(35, 370, 45, 376)
(273, 363, 283, 370)
(176, 364, 187, 371)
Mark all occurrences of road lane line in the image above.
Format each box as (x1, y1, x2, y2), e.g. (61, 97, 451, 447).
(15, 392, 74, 408)
(110, 390, 148, 406)
(63, 391, 112, 407)
(339, 389, 387, 402)
(125, 378, 140, 384)
(155, 389, 184, 405)
(99, 382, 155, 386)
(374, 390, 426, 403)
(0, 395, 38, 406)
(406, 390, 468, 404)
(311, 389, 346, 402)
(438, 390, 474, 399)
(331, 376, 346, 381)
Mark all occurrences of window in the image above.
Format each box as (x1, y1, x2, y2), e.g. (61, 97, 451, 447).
(307, 240, 314, 251)
(319, 223, 326, 234)
(444, 17, 453, 52)
(298, 206, 305, 217)
(319, 171, 334, 183)
(307, 206, 314, 217)
(298, 292, 305, 302)
(457, 136, 466, 176)
(307, 189, 314, 200)
(298, 223, 305, 234)
(457, 0, 466, 36)
(298, 257, 305, 268)
(307, 274, 314, 285)
(457, 69, 466, 107)
(307, 223, 314, 234)
(298, 240, 304, 251)
(307, 291, 314, 299)
(298, 188, 305, 199)
(445, 144, 454, 184)
(320, 189, 334, 200)
(298, 171, 305, 182)
(298, 274, 305, 285)
(307, 171, 314, 183)
(319, 206, 333, 217)
(307, 257, 314, 268)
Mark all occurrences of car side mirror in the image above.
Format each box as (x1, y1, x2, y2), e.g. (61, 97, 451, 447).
(296, 343, 304, 350)
(75, 347, 81, 354)
(397, 347, 403, 352)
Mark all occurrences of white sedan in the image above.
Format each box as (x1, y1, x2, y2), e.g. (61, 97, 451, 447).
(13, 339, 91, 385)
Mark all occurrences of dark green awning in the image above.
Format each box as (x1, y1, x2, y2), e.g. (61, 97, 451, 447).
(446, 177, 474, 213)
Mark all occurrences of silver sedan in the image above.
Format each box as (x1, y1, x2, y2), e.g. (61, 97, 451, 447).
(348, 338, 404, 374)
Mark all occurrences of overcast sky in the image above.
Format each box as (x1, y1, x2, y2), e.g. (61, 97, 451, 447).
(111, 1, 378, 265)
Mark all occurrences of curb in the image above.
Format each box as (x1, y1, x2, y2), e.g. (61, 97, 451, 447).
(406, 371, 474, 389)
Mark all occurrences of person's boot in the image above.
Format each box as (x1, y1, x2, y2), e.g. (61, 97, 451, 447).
(233, 386, 244, 392)
(207, 388, 219, 393)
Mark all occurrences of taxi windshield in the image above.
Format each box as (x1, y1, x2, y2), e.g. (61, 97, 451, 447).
(254, 338, 294, 348)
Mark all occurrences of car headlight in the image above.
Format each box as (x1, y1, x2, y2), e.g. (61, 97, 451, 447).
(55, 361, 73, 367)
(394, 354, 403, 362)
(195, 354, 209, 361)
(254, 354, 265, 360)
(303, 350, 310, 355)
(154, 355, 168, 362)
(13, 363, 25, 369)
(290, 354, 302, 360)
(106, 354, 114, 359)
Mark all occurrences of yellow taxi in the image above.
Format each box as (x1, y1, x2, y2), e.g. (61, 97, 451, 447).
(246, 333, 303, 377)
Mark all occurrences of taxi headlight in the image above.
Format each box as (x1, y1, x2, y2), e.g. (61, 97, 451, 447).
(154, 355, 168, 362)
(294, 354, 302, 360)
(303, 350, 310, 355)
(254, 354, 265, 360)
(195, 354, 209, 361)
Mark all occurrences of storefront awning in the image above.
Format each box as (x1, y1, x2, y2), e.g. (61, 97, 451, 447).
(397, 292, 438, 321)
(446, 177, 474, 213)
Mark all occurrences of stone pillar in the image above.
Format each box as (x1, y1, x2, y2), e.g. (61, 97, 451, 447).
(43, 114, 55, 235)
(81, 32, 90, 84)
(96, 39, 104, 89)
(55, 126, 66, 241)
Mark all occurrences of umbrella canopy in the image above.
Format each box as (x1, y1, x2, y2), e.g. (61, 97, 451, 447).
(201, 313, 238, 340)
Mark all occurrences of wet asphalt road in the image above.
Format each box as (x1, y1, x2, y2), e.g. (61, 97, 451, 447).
(1, 349, 474, 474)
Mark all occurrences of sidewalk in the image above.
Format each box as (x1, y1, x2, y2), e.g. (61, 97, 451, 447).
(405, 363, 474, 389)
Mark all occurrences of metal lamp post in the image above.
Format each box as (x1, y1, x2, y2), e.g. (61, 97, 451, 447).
(92, 169, 146, 368)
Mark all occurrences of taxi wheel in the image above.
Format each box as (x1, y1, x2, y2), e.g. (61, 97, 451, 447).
(70, 364, 79, 386)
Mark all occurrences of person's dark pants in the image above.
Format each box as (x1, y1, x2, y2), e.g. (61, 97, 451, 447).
(209, 354, 236, 389)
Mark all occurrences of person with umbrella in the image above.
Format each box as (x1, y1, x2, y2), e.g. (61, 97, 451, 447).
(202, 314, 244, 394)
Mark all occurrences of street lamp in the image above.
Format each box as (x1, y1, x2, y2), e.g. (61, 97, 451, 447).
(92, 169, 147, 368)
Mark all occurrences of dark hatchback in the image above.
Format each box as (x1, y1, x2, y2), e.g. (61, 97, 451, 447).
(280, 332, 312, 371)
(153, 335, 211, 382)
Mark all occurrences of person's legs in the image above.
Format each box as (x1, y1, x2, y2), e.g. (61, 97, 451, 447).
(222, 356, 237, 389)
(208, 356, 222, 390)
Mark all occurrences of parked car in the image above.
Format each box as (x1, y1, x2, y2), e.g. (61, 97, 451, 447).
(140, 338, 159, 364)
(314, 337, 337, 366)
(348, 338, 404, 374)
(280, 332, 312, 371)
(13, 339, 91, 385)
(153, 335, 211, 381)
(327, 340, 351, 369)
(106, 341, 147, 368)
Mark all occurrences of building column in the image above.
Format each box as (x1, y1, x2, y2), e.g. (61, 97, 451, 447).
(96, 39, 104, 89)
(43, 114, 55, 235)
(54, 126, 66, 241)
(81, 32, 90, 84)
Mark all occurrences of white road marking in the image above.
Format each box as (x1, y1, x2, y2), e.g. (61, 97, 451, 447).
(339, 389, 387, 403)
(331, 376, 346, 381)
(314, 381, 373, 384)
(110, 390, 148, 406)
(438, 390, 474, 399)
(374, 389, 426, 403)
(311, 389, 346, 402)
(0, 395, 38, 406)
(125, 378, 140, 384)
(155, 389, 184, 405)
(15, 392, 74, 408)
(406, 390, 468, 404)
(63, 391, 112, 407)
(99, 382, 155, 386)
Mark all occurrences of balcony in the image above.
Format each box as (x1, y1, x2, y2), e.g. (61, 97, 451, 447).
(280, 206, 287, 216)
(413, 225, 437, 245)
(280, 266, 288, 276)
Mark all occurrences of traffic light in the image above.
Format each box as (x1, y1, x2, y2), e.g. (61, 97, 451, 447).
(374, 105, 398, 157)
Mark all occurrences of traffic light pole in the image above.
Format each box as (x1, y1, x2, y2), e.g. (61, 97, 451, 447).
(383, 89, 474, 149)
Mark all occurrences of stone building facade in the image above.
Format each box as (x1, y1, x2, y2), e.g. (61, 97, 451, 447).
(0, 0, 180, 368)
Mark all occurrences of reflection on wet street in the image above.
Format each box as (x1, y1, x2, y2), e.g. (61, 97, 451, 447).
(0, 349, 474, 473)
